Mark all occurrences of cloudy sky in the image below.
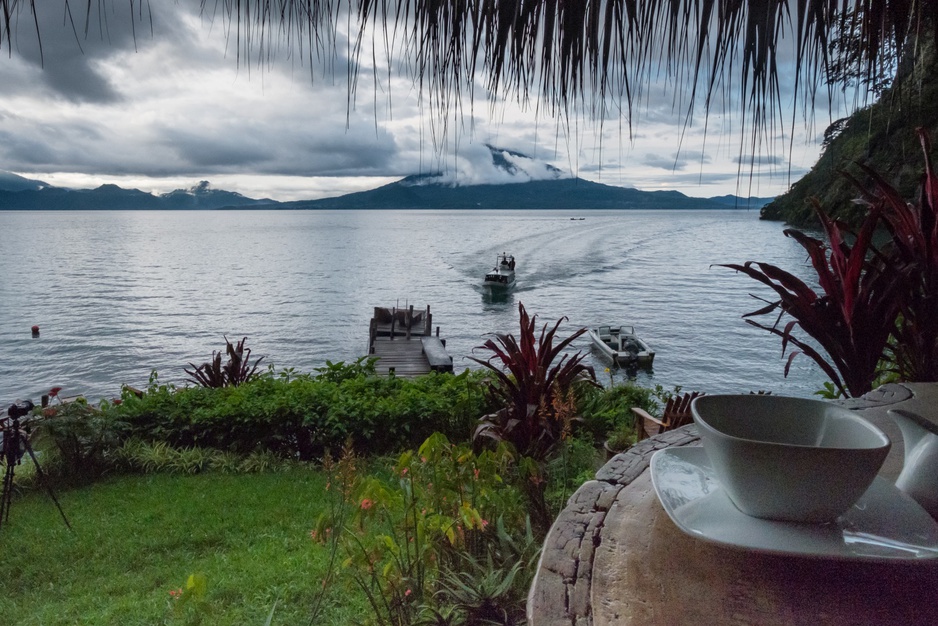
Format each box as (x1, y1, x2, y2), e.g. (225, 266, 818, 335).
(0, 2, 862, 201)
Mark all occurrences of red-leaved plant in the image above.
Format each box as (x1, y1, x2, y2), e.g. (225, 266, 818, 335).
(722, 205, 906, 398)
(723, 129, 938, 397)
(847, 129, 938, 382)
(185, 336, 264, 388)
(469, 302, 597, 532)
(469, 303, 597, 460)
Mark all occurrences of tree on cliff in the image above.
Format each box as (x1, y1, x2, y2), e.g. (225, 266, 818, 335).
(762, 24, 938, 226)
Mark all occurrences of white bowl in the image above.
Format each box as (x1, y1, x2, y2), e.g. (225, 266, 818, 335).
(691, 395, 891, 523)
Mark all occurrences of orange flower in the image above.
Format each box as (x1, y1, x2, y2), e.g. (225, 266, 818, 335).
(360, 498, 374, 510)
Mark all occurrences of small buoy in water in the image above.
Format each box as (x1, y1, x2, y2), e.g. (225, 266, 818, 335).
(31, 325, 40, 337)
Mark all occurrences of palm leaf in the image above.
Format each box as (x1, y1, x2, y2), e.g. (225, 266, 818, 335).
(5, 1, 933, 144)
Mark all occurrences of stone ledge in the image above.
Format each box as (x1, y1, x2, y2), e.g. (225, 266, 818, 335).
(528, 424, 702, 625)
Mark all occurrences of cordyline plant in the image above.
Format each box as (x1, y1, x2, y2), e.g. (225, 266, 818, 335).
(846, 129, 938, 383)
(721, 204, 907, 399)
(184, 336, 264, 388)
(723, 129, 938, 398)
(468, 303, 597, 461)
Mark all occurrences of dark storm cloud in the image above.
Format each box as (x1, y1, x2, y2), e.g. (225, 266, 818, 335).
(732, 154, 786, 166)
(299, 138, 399, 176)
(0, 0, 386, 181)
(641, 150, 712, 170)
(0, 115, 126, 173)
(0, 130, 57, 165)
(156, 122, 398, 177)
(6, 1, 277, 103)
(7, 2, 147, 103)
(25, 50, 122, 104)
(159, 129, 278, 168)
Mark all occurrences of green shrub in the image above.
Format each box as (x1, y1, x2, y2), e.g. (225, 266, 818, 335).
(112, 365, 489, 460)
(576, 380, 657, 442)
(114, 440, 295, 475)
(311, 433, 532, 626)
(545, 436, 602, 514)
(31, 398, 128, 485)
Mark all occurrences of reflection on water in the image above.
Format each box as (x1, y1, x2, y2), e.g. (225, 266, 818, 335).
(0, 209, 827, 402)
(480, 290, 514, 306)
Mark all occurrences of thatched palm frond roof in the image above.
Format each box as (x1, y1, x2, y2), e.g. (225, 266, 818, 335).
(2, 1, 935, 132)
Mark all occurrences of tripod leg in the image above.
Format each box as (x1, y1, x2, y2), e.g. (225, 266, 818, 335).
(23, 444, 72, 531)
(1, 461, 16, 530)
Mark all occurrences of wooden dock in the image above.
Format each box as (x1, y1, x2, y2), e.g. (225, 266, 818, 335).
(367, 305, 453, 377)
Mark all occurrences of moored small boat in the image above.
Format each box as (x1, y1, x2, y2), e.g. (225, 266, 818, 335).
(588, 324, 655, 366)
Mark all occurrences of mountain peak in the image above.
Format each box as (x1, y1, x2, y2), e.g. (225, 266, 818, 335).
(401, 145, 568, 188)
(486, 144, 564, 179)
(0, 170, 49, 192)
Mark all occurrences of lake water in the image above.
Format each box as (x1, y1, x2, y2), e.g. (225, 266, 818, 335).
(0, 209, 829, 404)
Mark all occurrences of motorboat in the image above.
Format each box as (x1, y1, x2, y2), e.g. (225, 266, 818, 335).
(483, 253, 516, 292)
(588, 324, 655, 366)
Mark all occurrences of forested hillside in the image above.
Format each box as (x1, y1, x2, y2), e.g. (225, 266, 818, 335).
(762, 38, 938, 227)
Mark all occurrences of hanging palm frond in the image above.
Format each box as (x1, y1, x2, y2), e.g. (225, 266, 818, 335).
(2, 1, 934, 138)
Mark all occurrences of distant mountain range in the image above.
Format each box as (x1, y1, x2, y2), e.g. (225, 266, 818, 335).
(0, 178, 272, 211)
(0, 147, 774, 211)
(257, 175, 772, 211)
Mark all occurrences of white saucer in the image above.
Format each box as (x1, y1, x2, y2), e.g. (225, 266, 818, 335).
(650, 447, 938, 561)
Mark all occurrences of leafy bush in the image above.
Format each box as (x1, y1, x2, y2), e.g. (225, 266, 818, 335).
(311, 433, 532, 626)
(313, 356, 378, 383)
(114, 439, 295, 474)
(113, 365, 488, 459)
(31, 398, 127, 484)
(575, 380, 658, 442)
(433, 529, 538, 626)
(545, 436, 602, 514)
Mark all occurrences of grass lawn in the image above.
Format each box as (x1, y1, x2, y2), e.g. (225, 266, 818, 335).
(0, 468, 367, 625)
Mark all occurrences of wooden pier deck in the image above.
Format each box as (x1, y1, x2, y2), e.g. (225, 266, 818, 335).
(370, 338, 433, 376)
(367, 305, 453, 377)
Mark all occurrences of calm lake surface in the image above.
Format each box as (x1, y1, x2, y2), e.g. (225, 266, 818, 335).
(0, 209, 829, 403)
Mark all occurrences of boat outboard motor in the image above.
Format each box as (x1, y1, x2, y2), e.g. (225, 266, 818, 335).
(623, 339, 640, 355)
